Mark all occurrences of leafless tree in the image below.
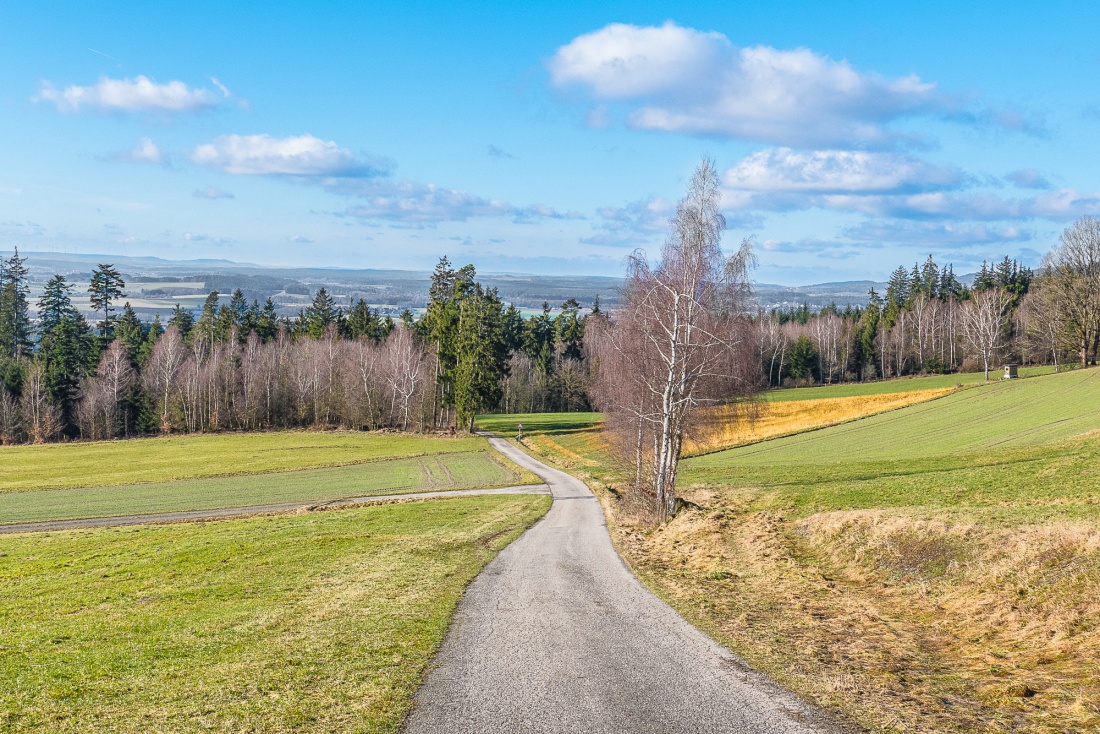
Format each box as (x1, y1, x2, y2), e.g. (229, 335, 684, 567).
(591, 159, 757, 521)
(1041, 216, 1100, 366)
(144, 326, 186, 432)
(962, 287, 1013, 380)
(21, 362, 61, 443)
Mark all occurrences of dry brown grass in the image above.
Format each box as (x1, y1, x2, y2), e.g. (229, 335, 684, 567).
(682, 388, 954, 456)
(609, 494, 1100, 733)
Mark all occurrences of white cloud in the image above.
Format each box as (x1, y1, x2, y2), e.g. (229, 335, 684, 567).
(287, 235, 313, 243)
(724, 148, 962, 194)
(192, 134, 386, 177)
(550, 22, 952, 148)
(193, 186, 235, 199)
(109, 137, 164, 164)
(820, 188, 1100, 221)
(184, 232, 236, 245)
(341, 180, 519, 224)
(36, 75, 222, 113)
(842, 221, 1033, 247)
(1006, 169, 1052, 190)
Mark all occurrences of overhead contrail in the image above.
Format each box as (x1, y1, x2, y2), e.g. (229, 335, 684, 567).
(88, 48, 121, 63)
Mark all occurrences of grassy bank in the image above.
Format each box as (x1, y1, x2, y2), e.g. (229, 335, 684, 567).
(482, 368, 1100, 732)
(0, 494, 552, 733)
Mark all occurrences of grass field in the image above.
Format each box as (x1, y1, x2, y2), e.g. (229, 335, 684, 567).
(0, 431, 494, 493)
(0, 494, 552, 733)
(698, 366, 1100, 466)
(764, 364, 1059, 402)
(488, 369, 1100, 733)
(682, 388, 953, 456)
(0, 450, 528, 524)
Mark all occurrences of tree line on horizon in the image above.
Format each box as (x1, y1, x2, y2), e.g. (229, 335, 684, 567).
(757, 216, 1100, 387)
(0, 253, 598, 444)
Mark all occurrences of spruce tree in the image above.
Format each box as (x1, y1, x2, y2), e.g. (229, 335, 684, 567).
(453, 285, 508, 430)
(256, 298, 279, 341)
(0, 250, 32, 358)
(302, 288, 341, 338)
(346, 298, 383, 341)
(167, 304, 195, 338)
(115, 303, 145, 361)
(556, 298, 584, 361)
(88, 263, 126, 338)
(37, 274, 77, 335)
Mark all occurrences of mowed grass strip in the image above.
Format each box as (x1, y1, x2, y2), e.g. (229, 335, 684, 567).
(763, 364, 1058, 402)
(682, 388, 953, 456)
(0, 430, 491, 493)
(0, 451, 527, 524)
(0, 495, 552, 733)
(695, 366, 1100, 467)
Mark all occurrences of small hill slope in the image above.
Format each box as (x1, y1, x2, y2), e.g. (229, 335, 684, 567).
(692, 367, 1100, 466)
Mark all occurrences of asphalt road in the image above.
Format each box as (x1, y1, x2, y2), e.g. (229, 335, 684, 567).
(0, 485, 550, 534)
(402, 436, 846, 734)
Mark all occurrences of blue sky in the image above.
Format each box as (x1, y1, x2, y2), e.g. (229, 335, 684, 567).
(2, 1, 1099, 284)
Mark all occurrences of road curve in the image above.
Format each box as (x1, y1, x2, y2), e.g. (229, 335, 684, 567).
(0, 485, 550, 535)
(403, 435, 845, 734)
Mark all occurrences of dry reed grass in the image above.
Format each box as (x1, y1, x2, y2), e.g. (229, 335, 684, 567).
(613, 496, 1100, 733)
(682, 388, 954, 456)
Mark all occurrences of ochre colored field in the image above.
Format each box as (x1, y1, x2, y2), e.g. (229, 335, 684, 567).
(682, 388, 954, 456)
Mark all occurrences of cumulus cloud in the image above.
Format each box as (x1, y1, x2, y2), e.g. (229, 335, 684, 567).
(716, 148, 1100, 223)
(36, 75, 225, 113)
(193, 186, 234, 199)
(724, 148, 963, 194)
(192, 134, 388, 177)
(109, 137, 164, 165)
(550, 22, 958, 148)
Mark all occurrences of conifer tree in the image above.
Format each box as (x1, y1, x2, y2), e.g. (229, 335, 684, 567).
(302, 288, 341, 339)
(88, 263, 126, 338)
(167, 304, 195, 338)
(256, 298, 279, 341)
(0, 250, 33, 358)
(36, 274, 77, 335)
(115, 303, 145, 361)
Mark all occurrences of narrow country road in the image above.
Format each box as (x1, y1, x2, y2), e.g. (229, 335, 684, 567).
(403, 435, 845, 734)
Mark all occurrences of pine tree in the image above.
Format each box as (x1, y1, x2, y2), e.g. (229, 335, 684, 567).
(192, 292, 220, 349)
(453, 285, 509, 430)
(555, 298, 584, 361)
(920, 254, 940, 298)
(137, 315, 162, 366)
(38, 311, 94, 430)
(115, 303, 145, 361)
(88, 263, 126, 338)
(256, 298, 279, 341)
(302, 288, 341, 339)
(0, 250, 33, 358)
(885, 266, 910, 309)
(346, 298, 384, 341)
(168, 304, 195, 338)
(36, 274, 77, 335)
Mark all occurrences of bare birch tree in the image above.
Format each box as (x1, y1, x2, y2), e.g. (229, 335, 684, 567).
(592, 159, 756, 522)
(962, 287, 1013, 380)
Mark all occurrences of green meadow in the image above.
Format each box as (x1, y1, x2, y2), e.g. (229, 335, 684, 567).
(0, 495, 552, 733)
(0, 430, 493, 493)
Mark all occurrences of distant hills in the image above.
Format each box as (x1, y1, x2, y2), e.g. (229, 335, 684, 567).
(12, 251, 884, 315)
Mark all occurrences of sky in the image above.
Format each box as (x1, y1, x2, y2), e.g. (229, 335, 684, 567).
(2, 1, 1100, 285)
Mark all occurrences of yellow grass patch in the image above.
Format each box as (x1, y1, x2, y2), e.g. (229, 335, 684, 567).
(683, 388, 954, 456)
